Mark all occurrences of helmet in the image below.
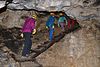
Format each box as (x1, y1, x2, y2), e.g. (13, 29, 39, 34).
(32, 15, 37, 19)
(59, 13, 64, 16)
(50, 12, 55, 16)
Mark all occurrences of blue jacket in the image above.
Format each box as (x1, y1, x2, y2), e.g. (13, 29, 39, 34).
(46, 16, 55, 28)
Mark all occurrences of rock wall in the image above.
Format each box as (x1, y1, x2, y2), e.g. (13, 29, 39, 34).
(0, 10, 36, 28)
(6, 0, 100, 20)
(37, 19, 100, 67)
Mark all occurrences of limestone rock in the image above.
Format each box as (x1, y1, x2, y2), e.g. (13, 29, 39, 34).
(0, 1, 6, 8)
(0, 0, 100, 21)
(37, 20, 100, 67)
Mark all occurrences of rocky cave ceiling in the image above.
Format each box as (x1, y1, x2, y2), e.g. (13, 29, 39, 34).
(0, 0, 100, 11)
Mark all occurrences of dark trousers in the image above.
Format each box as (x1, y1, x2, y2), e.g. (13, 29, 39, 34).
(22, 32, 32, 56)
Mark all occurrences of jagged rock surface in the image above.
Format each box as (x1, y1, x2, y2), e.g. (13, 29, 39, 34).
(0, 0, 100, 20)
(37, 19, 100, 67)
(0, 0, 100, 67)
(0, 1, 6, 8)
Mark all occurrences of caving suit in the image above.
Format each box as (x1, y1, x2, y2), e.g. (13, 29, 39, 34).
(46, 16, 55, 41)
(21, 17, 36, 56)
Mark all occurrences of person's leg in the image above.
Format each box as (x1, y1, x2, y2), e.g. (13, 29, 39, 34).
(22, 32, 32, 56)
(60, 22, 65, 32)
(49, 28, 54, 41)
(63, 22, 66, 31)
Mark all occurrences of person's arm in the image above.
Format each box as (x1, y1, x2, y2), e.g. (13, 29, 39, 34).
(58, 18, 60, 27)
(31, 19, 36, 34)
(46, 17, 50, 29)
(64, 17, 68, 25)
(20, 20, 27, 38)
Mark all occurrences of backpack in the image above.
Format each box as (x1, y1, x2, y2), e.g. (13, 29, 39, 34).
(67, 18, 79, 30)
(64, 13, 79, 30)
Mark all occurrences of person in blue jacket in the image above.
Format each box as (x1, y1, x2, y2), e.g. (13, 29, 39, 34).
(46, 12, 55, 41)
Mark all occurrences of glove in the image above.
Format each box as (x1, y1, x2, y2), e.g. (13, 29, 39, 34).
(32, 29, 36, 34)
(58, 24, 60, 27)
(52, 25, 54, 28)
(46, 26, 48, 29)
(20, 33, 23, 38)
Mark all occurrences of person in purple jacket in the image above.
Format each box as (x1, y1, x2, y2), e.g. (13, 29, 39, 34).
(20, 15, 37, 58)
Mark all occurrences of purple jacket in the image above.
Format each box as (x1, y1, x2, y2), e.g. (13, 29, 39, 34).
(21, 17, 36, 33)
